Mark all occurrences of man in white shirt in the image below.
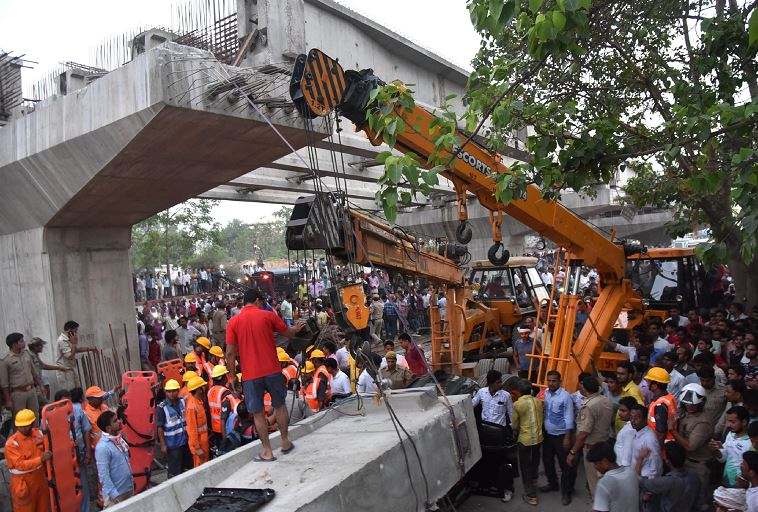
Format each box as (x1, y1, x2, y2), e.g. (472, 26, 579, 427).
(472, 370, 514, 426)
(587, 442, 640, 512)
(280, 296, 294, 326)
(741, 451, 758, 512)
(325, 359, 351, 398)
(629, 404, 662, 478)
(664, 306, 690, 327)
(614, 397, 640, 467)
(334, 344, 351, 373)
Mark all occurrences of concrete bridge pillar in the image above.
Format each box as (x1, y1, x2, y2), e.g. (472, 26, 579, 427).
(0, 227, 135, 390)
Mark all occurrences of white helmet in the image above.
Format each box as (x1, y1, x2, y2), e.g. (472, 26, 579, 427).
(679, 383, 707, 406)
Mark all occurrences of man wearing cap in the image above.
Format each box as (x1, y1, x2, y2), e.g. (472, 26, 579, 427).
(645, 366, 678, 442)
(382, 351, 412, 389)
(279, 349, 298, 386)
(369, 294, 384, 338)
(183, 352, 198, 373)
(226, 288, 305, 462)
(208, 345, 225, 367)
(184, 376, 209, 467)
(308, 350, 333, 407)
(5, 409, 52, 512)
(192, 337, 214, 381)
(207, 365, 232, 452)
(157, 379, 192, 478)
(84, 386, 113, 448)
(1, 333, 42, 416)
(28, 336, 72, 410)
(211, 302, 227, 347)
(179, 371, 197, 399)
(55, 320, 98, 391)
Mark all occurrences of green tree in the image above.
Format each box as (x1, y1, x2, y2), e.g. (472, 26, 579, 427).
(131, 199, 219, 271)
(371, 0, 757, 304)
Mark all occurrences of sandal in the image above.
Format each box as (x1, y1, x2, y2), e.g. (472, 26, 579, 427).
(522, 494, 538, 506)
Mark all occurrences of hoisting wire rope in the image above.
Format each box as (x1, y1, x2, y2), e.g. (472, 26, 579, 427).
(209, 64, 444, 510)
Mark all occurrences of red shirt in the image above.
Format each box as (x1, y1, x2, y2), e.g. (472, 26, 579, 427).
(227, 304, 287, 380)
(405, 344, 426, 376)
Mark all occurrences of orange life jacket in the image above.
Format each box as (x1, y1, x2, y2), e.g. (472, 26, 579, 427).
(304, 367, 333, 412)
(648, 393, 678, 441)
(282, 365, 298, 384)
(84, 403, 109, 449)
(207, 384, 230, 434)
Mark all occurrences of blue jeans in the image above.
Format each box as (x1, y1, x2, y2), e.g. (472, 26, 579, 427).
(385, 316, 398, 339)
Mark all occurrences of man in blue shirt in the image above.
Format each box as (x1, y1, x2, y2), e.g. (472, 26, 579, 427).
(95, 411, 134, 506)
(541, 370, 577, 505)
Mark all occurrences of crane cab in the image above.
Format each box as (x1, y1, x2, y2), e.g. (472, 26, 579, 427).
(457, 257, 548, 359)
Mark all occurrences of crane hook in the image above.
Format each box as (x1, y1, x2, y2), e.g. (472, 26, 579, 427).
(455, 221, 473, 244)
(488, 242, 510, 266)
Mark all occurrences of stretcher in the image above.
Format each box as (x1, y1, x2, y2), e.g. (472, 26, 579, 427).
(157, 358, 184, 386)
(42, 399, 83, 512)
(121, 371, 158, 493)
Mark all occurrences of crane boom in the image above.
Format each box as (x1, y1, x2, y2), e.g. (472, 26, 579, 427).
(290, 49, 643, 388)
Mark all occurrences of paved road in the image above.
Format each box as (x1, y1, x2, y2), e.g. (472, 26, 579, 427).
(457, 464, 593, 512)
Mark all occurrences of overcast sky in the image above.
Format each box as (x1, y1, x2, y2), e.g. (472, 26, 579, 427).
(0, 0, 480, 224)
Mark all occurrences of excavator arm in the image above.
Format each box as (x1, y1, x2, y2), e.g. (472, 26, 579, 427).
(290, 49, 642, 388)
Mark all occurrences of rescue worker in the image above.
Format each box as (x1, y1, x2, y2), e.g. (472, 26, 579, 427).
(157, 379, 192, 479)
(221, 398, 254, 454)
(209, 345, 225, 366)
(5, 409, 52, 512)
(280, 350, 298, 386)
(1, 333, 42, 415)
(84, 385, 112, 508)
(84, 386, 111, 449)
(184, 376, 209, 467)
(645, 366, 678, 442)
(192, 337, 214, 380)
(311, 349, 333, 406)
(671, 382, 712, 507)
(184, 352, 198, 372)
(207, 364, 232, 453)
(303, 360, 331, 412)
(180, 371, 198, 399)
(278, 346, 299, 368)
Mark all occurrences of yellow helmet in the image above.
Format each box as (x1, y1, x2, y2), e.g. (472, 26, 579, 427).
(278, 352, 291, 362)
(303, 361, 315, 374)
(187, 376, 207, 392)
(184, 352, 197, 363)
(182, 370, 198, 382)
(209, 346, 224, 358)
(276, 346, 287, 355)
(164, 379, 181, 391)
(644, 367, 671, 384)
(236, 372, 242, 382)
(211, 365, 229, 378)
(309, 349, 325, 359)
(195, 337, 211, 350)
(15, 409, 36, 427)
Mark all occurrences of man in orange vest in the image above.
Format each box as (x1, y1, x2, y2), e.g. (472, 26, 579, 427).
(310, 349, 333, 405)
(280, 351, 298, 386)
(644, 367, 678, 442)
(184, 376, 209, 467)
(5, 409, 52, 512)
(193, 337, 214, 381)
(207, 364, 231, 453)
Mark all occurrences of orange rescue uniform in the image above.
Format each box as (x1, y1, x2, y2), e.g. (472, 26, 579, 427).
(84, 402, 110, 450)
(647, 393, 678, 441)
(207, 385, 231, 434)
(5, 429, 50, 512)
(184, 393, 209, 467)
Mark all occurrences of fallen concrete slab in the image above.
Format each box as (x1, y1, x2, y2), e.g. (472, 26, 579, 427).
(111, 388, 480, 512)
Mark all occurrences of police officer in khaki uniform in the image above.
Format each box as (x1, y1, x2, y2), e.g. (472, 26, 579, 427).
(28, 337, 72, 409)
(567, 375, 613, 497)
(0, 333, 41, 415)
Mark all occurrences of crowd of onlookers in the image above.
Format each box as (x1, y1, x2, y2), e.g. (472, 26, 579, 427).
(132, 267, 230, 302)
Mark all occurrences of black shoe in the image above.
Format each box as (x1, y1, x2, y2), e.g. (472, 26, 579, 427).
(562, 494, 572, 506)
(539, 484, 559, 493)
